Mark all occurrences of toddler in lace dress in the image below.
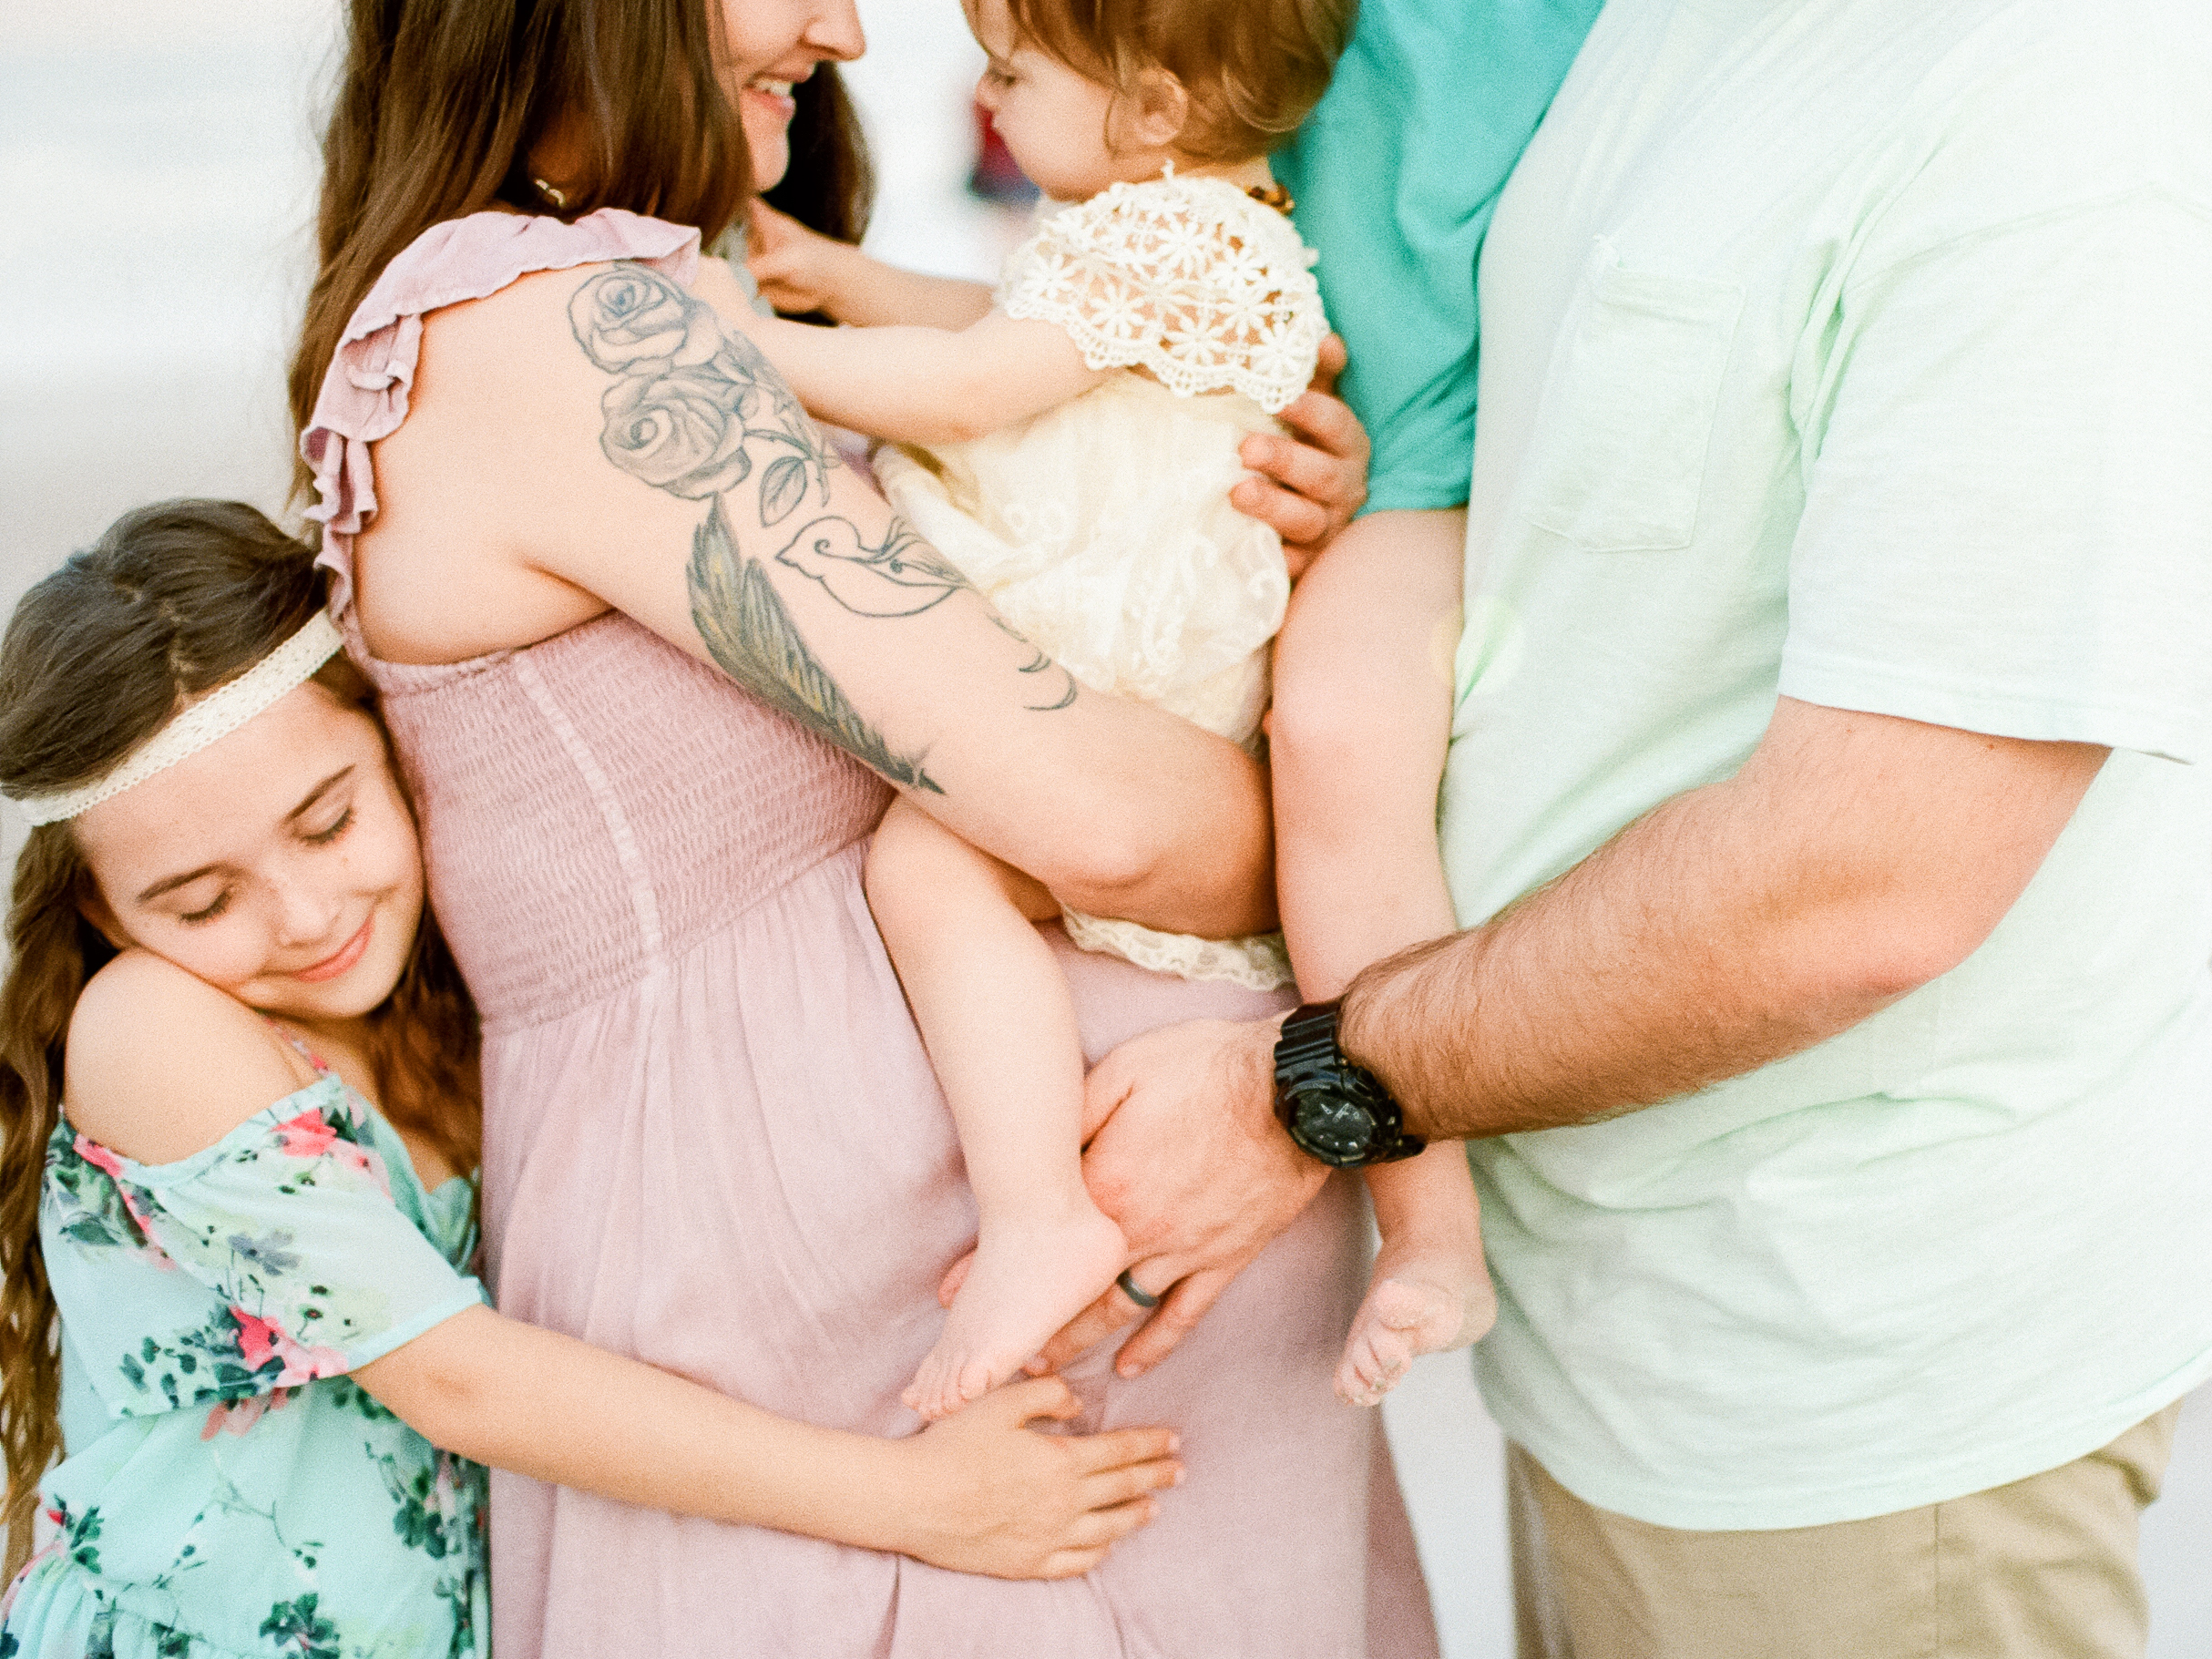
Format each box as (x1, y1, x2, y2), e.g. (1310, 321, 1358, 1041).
(748, 0, 1492, 1420)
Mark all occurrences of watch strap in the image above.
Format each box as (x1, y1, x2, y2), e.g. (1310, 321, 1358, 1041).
(1274, 1000, 1348, 1079)
(1272, 1000, 1427, 1167)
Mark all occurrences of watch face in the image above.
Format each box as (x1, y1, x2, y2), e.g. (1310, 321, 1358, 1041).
(1285, 1081, 1385, 1168)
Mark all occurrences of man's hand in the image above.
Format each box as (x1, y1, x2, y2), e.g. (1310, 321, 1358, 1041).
(1234, 335, 1370, 579)
(1034, 1017, 1327, 1377)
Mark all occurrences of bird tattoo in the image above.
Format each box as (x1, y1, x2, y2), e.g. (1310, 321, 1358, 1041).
(773, 517, 970, 618)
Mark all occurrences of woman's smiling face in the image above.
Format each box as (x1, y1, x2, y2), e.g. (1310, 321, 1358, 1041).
(715, 0, 865, 189)
(70, 681, 425, 1032)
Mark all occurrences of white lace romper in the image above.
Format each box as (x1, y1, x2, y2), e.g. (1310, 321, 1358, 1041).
(875, 171, 1328, 989)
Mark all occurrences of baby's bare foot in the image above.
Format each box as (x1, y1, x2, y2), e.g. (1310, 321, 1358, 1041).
(905, 1205, 1126, 1420)
(1335, 1243, 1498, 1408)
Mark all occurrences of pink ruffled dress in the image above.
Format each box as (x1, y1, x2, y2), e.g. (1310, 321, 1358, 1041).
(303, 209, 1439, 1659)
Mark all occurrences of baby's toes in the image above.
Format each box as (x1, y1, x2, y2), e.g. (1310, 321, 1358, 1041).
(1336, 1317, 1415, 1406)
(1334, 1348, 1387, 1408)
(1372, 1277, 1472, 1356)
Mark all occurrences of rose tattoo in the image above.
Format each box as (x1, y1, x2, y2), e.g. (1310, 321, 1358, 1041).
(569, 264, 832, 518)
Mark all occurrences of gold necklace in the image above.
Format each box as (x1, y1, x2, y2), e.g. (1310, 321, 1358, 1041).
(1245, 181, 1295, 215)
(531, 177, 571, 210)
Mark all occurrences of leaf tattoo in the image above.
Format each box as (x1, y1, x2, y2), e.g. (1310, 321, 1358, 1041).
(760, 455, 811, 527)
(687, 502, 944, 794)
(569, 263, 835, 523)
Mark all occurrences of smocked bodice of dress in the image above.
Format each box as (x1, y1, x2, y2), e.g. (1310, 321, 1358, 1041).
(302, 210, 888, 1030)
(344, 615, 885, 1031)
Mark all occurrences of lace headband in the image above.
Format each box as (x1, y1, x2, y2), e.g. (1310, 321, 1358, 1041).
(8, 612, 346, 827)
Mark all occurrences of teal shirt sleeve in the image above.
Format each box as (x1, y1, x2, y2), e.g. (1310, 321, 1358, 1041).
(1279, 0, 1603, 514)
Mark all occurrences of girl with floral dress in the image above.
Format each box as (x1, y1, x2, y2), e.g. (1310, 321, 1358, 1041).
(744, 0, 1496, 1422)
(0, 502, 1185, 1657)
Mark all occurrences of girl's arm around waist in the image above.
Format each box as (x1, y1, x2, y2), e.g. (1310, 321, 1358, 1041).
(63, 968, 1178, 1582)
(356, 1307, 1180, 1580)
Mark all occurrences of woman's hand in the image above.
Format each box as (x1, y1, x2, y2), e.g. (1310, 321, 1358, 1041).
(1234, 335, 1371, 579)
(888, 1376, 1183, 1579)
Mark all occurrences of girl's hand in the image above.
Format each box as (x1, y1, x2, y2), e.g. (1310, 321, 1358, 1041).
(1234, 334, 1372, 579)
(889, 1376, 1183, 1580)
(748, 201, 861, 318)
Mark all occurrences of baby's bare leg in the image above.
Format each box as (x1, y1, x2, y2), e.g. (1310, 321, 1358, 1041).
(1271, 507, 1465, 993)
(1271, 507, 1494, 1404)
(865, 799, 1126, 1420)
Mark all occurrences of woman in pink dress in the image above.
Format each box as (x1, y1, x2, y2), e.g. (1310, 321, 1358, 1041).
(293, 1, 1439, 1653)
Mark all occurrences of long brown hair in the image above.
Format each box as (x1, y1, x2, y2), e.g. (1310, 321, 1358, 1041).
(763, 65, 874, 248)
(0, 501, 481, 1573)
(289, 0, 873, 478)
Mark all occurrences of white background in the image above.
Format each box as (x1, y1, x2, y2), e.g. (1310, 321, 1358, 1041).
(2, 4, 2205, 1651)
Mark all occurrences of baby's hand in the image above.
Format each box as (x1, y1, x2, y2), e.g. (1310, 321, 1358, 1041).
(748, 202, 860, 318)
(891, 1376, 1182, 1579)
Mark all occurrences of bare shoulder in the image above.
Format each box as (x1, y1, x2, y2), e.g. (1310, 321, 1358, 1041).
(357, 263, 637, 661)
(64, 952, 317, 1166)
(364, 256, 780, 661)
(394, 265, 612, 465)
(366, 248, 830, 665)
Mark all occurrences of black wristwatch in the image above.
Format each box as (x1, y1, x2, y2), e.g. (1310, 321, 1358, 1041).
(1271, 1000, 1425, 1169)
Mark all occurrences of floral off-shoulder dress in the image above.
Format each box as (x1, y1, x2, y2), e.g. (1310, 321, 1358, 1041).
(1, 1056, 488, 1659)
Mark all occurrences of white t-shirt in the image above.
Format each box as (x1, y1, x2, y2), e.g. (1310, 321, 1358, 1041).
(1441, 0, 2212, 1529)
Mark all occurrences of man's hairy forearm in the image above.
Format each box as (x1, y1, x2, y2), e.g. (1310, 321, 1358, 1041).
(1338, 699, 2107, 1140)
(1337, 792, 1882, 1137)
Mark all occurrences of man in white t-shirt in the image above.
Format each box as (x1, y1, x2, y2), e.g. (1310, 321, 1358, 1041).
(1056, 1, 2212, 1652)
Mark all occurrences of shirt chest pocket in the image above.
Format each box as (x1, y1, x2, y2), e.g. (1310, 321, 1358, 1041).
(1518, 241, 1744, 554)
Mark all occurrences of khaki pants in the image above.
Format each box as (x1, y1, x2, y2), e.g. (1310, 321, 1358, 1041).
(1510, 1405, 2184, 1659)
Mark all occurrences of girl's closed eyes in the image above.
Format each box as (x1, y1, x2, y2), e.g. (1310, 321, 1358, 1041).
(168, 800, 355, 927)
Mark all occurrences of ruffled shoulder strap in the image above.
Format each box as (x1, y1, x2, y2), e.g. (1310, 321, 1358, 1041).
(999, 173, 1328, 414)
(302, 208, 701, 620)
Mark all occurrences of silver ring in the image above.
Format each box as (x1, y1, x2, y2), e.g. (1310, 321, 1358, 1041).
(1115, 1268, 1162, 1309)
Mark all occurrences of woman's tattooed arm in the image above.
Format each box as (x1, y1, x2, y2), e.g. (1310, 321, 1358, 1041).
(688, 502, 944, 792)
(568, 262, 1078, 787)
(569, 262, 837, 521)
